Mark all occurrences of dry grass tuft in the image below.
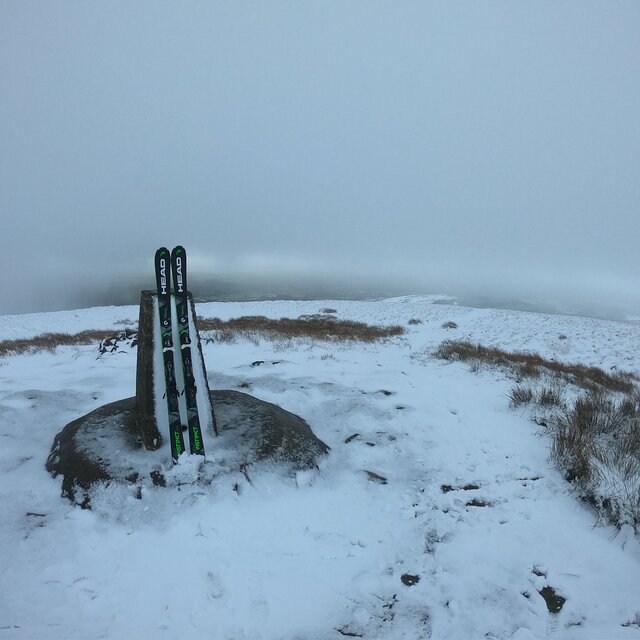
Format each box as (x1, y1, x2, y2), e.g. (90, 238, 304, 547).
(508, 384, 534, 408)
(1, 315, 404, 356)
(198, 315, 405, 344)
(435, 340, 636, 394)
(536, 384, 564, 408)
(0, 330, 117, 357)
(437, 339, 640, 528)
(550, 390, 640, 527)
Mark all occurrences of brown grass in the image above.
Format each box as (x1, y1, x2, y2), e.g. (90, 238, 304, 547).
(438, 339, 640, 528)
(197, 315, 405, 343)
(536, 384, 564, 408)
(0, 330, 116, 357)
(550, 390, 640, 527)
(435, 340, 636, 394)
(1, 315, 405, 356)
(508, 384, 534, 408)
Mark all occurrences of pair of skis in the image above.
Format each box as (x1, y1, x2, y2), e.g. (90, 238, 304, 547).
(154, 246, 205, 463)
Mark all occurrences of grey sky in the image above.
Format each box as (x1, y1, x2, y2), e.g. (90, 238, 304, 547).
(1, 1, 639, 315)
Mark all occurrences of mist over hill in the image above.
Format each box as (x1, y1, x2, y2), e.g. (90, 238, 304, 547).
(2, 3, 639, 323)
(56, 268, 640, 326)
(72, 271, 421, 310)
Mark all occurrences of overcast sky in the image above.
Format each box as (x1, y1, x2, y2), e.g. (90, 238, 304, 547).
(1, 1, 639, 315)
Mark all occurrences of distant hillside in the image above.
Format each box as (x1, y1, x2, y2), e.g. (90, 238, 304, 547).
(76, 272, 420, 309)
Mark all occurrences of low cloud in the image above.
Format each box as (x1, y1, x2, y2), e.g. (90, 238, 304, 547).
(1, 2, 638, 319)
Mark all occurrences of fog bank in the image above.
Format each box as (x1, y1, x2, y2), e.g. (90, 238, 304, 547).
(1, 2, 638, 319)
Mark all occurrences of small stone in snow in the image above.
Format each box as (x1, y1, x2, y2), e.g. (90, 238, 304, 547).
(538, 586, 566, 614)
(401, 573, 420, 586)
(150, 470, 166, 487)
(364, 470, 388, 484)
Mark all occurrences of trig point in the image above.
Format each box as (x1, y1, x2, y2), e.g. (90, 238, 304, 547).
(134, 288, 216, 452)
(45, 247, 329, 506)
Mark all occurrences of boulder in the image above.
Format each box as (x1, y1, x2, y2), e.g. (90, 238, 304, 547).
(46, 390, 330, 504)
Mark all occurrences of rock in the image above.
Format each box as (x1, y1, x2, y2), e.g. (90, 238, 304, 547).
(46, 397, 137, 501)
(98, 329, 138, 355)
(401, 573, 421, 586)
(211, 390, 329, 468)
(363, 470, 388, 485)
(465, 498, 491, 507)
(46, 390, 330, 503)
(150, 470, 166, 487)
(538, 586, 566, 614)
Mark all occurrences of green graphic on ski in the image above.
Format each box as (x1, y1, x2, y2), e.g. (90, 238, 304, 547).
(154, 247, 186, 463)
(171, 245, 205, 456)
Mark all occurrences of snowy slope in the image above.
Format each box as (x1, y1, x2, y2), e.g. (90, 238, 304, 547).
(0, 297, 639, 639)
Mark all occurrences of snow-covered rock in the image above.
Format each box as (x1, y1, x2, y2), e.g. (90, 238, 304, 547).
(46, 390, 329, 506)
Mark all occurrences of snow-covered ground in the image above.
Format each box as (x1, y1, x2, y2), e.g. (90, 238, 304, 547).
(1, 296, 639, 639)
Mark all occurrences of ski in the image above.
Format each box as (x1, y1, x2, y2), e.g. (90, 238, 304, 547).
(171, 245, 205, 456)
(154, 247, 186, 463)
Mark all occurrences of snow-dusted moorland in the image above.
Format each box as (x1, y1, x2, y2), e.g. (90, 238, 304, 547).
(1, 296, 639, 640)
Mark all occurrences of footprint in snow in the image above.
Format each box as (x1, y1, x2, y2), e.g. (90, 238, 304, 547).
(70, 576, 99, 601)
(424, 529, 454, 554)
(344, 432, 400, 446)
(527, 567, 567, 615)
(206, 571, 224, 600)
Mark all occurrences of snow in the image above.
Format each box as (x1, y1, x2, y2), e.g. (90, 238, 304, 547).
(1, 296, 639, 639)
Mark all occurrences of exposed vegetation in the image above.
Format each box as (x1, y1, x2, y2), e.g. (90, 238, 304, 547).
(537, 384, 565, 408)
(197, 315, 405, 344)
(435, 340, 636, 394)
(437, 338, 640, 530)
(0, 316, 405, 357)
(550, 390, 640, 528)
(508, 384, 534, 408)
(0, 330, 116, 357)
(441, 321, 458, 329)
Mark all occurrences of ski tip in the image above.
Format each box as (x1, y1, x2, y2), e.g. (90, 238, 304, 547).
(155, 246, 170, 259)
(171, 245, 186, 257)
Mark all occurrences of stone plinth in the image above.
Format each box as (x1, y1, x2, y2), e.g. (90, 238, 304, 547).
(46, 390, 330, 504)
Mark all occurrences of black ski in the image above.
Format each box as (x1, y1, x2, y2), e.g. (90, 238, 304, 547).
(171, 245, 205, 456)
(155, 247, 186, 463)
